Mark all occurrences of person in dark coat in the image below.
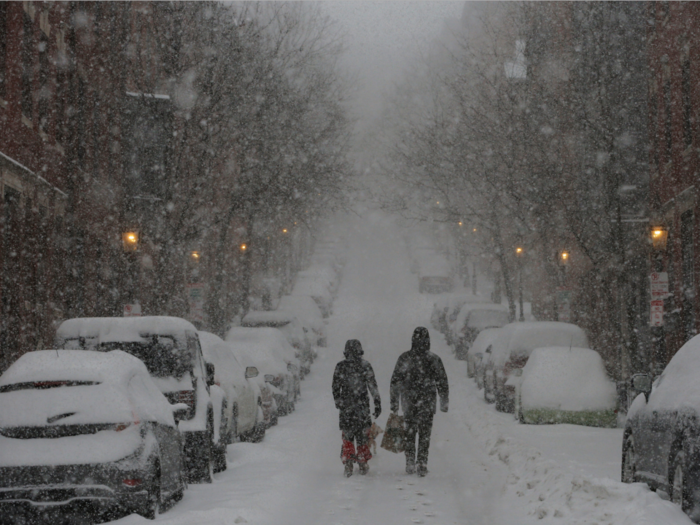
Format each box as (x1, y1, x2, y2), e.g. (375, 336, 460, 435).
(390, 327, 448, 477)
(332, 339, 381, 477)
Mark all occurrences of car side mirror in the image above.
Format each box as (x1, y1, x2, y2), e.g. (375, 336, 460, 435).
(205, 362, 216, 387)
(171, 403, 190, 422)
(264, 374, 275, 383)
(245, 366, 259, 379)
(631, 373, 652, 401)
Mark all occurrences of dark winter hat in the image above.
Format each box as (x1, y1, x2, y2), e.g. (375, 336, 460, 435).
(411, 327, 430, 353)
(344, 339, 364, 359)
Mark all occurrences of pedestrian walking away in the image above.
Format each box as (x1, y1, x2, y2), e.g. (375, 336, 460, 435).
(332, 339, 381, 477)
(390, 327, 449, 477)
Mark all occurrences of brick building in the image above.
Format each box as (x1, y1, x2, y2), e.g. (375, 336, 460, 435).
(647, 2, 700, 368)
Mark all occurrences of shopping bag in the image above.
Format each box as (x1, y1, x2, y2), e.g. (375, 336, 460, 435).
(380, 413, 405, 453)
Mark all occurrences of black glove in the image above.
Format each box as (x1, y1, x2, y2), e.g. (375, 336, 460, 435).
(440, 400, 448, 413)
(374, 405, 381, 419)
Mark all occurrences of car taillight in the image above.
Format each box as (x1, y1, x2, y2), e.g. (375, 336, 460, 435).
(178, 390, 195, 412)
(123, 479, 142, 487)
(114, 423, 131, 432)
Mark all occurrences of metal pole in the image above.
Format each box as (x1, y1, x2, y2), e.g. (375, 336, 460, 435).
(472, 260, 477, 294)
(518, 260, 525, 322)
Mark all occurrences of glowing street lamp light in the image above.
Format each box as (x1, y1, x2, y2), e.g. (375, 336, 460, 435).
(650, 226, 669, 251)
(122, 230, 139, 252)
(282, 228, 288, 234)
(190, 250, 201, 262)
(559, 250, 570, 266)
(515, 246, 524, 257)
(240, 243, 248, 252)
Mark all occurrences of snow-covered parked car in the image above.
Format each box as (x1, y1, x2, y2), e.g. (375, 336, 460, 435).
(430, 293, 490, 344)
(482, 322, 589, 413)
(55, 316, 218, 483)
(623, 334, 700, 518)
(277, 294, 327, 347)
(297, 265, 339, 296)
(226, 327, 300, 416)
(418, 258, 454, 294)
(468, 327, 501, 383)
(199, 331, 267, 444)
(291, 277, 334, 318)
(241, 311, 315, 375)
(513, 347, 617, 427)
(0, 350, 187, 521)
(452, 305, 509, 360)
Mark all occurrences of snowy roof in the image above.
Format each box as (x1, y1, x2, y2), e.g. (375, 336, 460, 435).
(520, 347, 616, 411)
(56, 316, 197, 344)
(225, 327, 296, 375)
(292, 278, 332, 299)
(468, 327, 502, 358)
(242, 311, 296, 327)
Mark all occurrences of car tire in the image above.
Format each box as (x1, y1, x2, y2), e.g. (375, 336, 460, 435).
(671, 449, 692, 514)
(213, 443, 227, 473)
(251, 422, 266, 443)
(138, 459, 161, 520)
(189, 425, 214, 484)
(621, 434, 637, 484)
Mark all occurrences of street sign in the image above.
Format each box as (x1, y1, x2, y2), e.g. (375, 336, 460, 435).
(650, 272, 669, 299)
(123, 303, 142, 317)
(187, 283, 205, 323)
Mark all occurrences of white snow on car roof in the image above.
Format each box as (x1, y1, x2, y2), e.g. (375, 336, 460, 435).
(0, 349, 149, 386)
(242, 311, 297, 325)
(56, 316, 197, 344)
(491, 322, 589, 366)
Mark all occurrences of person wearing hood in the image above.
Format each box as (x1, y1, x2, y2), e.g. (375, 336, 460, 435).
(390, 327, 449, 477)
(332, 339, 381, 477)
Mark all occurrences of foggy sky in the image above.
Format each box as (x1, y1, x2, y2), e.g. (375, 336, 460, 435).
(320, 1, 464, 128)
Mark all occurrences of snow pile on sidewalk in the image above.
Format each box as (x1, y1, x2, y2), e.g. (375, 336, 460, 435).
(459, 389, 691, 524)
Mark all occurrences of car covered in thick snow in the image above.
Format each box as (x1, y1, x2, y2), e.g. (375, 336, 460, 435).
(277, 294, 327, 347)
(55, 316, 218, 483)
(467, 327, 501, 383)
(418, 258, 454, 294)
(241, 311, 315, 375)
(226, 327, 300, 416)
(292, 277, 333, 318)
(452, 305, 509, 360)
(199, 331, 267, 445)
(513, 346, 617, 427)
(0, 350, 187, 521)
(623, 334, 700, 518)
(430, 293, 491, 345)
(482, 322, 589, 413)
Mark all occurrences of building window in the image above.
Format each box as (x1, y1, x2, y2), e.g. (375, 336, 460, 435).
(682, 58, 693, 149)
(664, 79, 672, 160)
(0, 3, 7, 99)
(21, 11, 34, 119)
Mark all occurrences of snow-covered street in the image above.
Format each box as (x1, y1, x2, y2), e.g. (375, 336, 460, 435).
(114, 212, 691, 525)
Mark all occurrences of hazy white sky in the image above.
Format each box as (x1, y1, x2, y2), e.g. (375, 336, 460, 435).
(320, 1, 464, 126)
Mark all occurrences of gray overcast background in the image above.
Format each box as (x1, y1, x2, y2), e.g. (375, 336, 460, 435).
(320, 1, 464, 128)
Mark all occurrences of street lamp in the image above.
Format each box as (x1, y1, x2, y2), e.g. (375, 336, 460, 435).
(558, 250, 570, 266)
(650, 225, 669, 251)
(240, 243, 248, 252)
(282, 228, 288, 234)
(122, 230, 139, 252)
(190, 250, 201, 263)
(515, 246, 525, 321)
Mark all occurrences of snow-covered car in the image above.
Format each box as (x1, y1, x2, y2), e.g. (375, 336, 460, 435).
(430, 293, 490, 344)
(0, 350, 187, 521)
(291, 277, 334, 318)
(297, 265, 339, 296)
(226, 327, 299, 416)
(452, 305, 509, 360)
(418, 258, 454, 294)
(468, 327, 501, 382)
(482, 322, 589, 413)
(55, 316, 217, 483)
(623, 334, 700, 517)
(241, 311, 315, 375)
(277, 294, 327, 347)
(199, 332, 267, 446)
(512, 347, 617, 427)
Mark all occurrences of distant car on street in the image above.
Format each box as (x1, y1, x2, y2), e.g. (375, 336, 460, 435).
(468, 327, 501, 383)
(451, 305, 509, 360)
(55, 316, 218, 483)
(277, 294, 327, 347)
(622, 334, 700, 519)
(0, 350, 187, 521)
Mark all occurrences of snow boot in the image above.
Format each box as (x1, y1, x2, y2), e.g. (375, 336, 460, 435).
(358, 462, 369, 475)
(417, 464, 428, 477)
(344, 460, 354, 478)
(406, 461, 415, 475)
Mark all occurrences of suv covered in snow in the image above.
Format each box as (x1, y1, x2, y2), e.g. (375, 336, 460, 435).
(55, 316, 217, 483)
(0, 350, 187, 521)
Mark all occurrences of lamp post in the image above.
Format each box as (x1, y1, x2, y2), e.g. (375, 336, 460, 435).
(121, 229, 140, 315)
(515, 246, 525, 322)
(650, 225, 669, 376)
(558, 249, 569, 286)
